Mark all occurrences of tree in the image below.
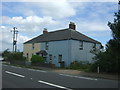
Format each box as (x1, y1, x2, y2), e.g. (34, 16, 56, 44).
(91, 2, 120, 73)
(107, 1, 120, 73)
(2, 49, 10, 61)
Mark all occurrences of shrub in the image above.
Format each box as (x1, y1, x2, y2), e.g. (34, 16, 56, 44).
(12, 52, 26, 61)
(31, 55, 45, 63)
(69, 61, 91, 70)
(2, 50, 26, 61)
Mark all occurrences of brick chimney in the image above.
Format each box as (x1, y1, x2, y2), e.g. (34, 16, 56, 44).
(43, 28, 48, 34)
(69, 22, 76, 30)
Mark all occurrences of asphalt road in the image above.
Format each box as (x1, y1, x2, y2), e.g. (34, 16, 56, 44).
(2, 64, 119, 89)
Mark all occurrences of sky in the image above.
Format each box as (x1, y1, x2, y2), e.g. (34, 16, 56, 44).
(0, 0, 118, 52)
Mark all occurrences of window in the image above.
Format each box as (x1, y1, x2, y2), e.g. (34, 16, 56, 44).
(45, 42, 49, 50)
(58, 55, 62, 62)
(32, 43, 34, 50)
(49, 54, 52, 63)
(93, 43, 96, 49)
(27, 53, 28, 58)
(79, 41, 83, 50)
(92, 43, 96, 51)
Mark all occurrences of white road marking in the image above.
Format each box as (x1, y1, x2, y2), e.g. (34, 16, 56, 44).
(11, 66, 22, 69)
(38, 80, 72, 90)
(3, 65, 22, 69)
(5, 71, 25, 78)
(28, 69, 47, 73)
(59, 74, 98, 81)
(3, 65, 8, 66)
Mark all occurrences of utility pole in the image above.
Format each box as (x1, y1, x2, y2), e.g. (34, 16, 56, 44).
(11, 27, 18, 52)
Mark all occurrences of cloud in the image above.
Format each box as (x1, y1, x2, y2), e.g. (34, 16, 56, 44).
(77, 21, 109, 32)
(2, 1, 76, 19)
(1, 16, 59, 32)
(1, 15, 59, 51)
(36, 1, 76, 19)
(0, 26, 31, 51)
(2, 0, 118, 2)
(74, 2, 117, 32)
(1, 2, 117, 52)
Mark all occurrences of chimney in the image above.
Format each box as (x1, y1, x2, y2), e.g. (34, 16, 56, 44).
(43, 28, 48, 34)
(69, 22, 76, 30)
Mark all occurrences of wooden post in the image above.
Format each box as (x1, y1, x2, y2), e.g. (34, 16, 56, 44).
(97, 65, 99, 74)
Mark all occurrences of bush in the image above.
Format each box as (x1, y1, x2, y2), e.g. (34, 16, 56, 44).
(68, 61, 91, 70)
(2, 50, 26, 61)
(31, 55, 45, 63)
(11, 52, 26, 61)
(90, 51, 119, 73)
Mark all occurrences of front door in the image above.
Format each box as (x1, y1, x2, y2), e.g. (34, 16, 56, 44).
(58, 55, 65, 67)
(49, 54, 52, 64)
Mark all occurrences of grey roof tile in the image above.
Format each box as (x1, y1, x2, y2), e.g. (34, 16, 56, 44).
(24, 28, 101, 44)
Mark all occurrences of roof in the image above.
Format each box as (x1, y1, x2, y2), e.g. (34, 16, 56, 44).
(24, 28, 101, 44)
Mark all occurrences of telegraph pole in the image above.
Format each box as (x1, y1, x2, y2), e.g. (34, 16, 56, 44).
(11, 27, 18, 52)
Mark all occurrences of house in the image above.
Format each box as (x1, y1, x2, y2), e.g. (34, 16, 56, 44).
(23, 22, 102, 67)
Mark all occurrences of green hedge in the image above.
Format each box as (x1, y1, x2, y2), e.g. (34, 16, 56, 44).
(31, 55, 45, 63)
(11, 52, 26, 61)
(2, 50, 26, 61)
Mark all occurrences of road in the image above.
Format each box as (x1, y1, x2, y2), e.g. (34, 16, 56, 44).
(2, 64, 119, 89)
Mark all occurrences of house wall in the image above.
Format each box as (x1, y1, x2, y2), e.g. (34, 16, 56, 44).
(23, 43, 41, 61)
(23, 40, 101, 67)
(70, 40, 101, 64)
(41, 40, 70, 67)
(40, 40, 101, 67)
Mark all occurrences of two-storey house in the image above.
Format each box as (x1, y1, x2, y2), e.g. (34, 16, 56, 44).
(23, 22, 102, 67)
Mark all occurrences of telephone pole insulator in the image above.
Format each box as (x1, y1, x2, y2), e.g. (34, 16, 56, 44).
(11, 27, 19, 52)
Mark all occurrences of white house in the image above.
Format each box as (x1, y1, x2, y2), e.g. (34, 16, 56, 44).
(23, 22, 102, 67)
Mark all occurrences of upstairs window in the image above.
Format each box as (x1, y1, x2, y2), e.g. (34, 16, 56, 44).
(92, 43, 97, 52)
(79, 41, 83, 50)
(32, 43, 34, 50)
(93, 43, 96, 49)
(45, 42, 49, 50)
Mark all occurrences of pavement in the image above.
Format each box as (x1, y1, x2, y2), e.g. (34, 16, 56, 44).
(53, 69, 119, 80)
(2, 64, 119, 89)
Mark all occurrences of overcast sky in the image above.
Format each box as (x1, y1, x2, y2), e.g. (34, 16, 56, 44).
(0, 0, 118, 52)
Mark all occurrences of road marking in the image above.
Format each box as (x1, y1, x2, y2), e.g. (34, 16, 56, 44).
(5, 71, 25, 78)
(59, 74, 98, 81)
(28, 69, 47, 73)
(3, 65, 8, 66)
(38, 80, 72, 90)
(3, 65, 22, 69)
(11, 66, 22, 69)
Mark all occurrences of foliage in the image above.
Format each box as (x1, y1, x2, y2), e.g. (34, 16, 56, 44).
(31, 55, 45, 63)
(2, 49, 10, 60)
(11, 52, 26, 61)
(2, 49, 26, 61)
(68, 61, 91, 71)
(90, 51, 118, 72)
(91, 2, 120, 73)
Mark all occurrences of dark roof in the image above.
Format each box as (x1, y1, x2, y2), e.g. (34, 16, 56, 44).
(24, 28, 101, 44)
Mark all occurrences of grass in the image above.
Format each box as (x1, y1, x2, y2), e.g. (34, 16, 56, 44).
(3, 61, 92, 73)
(3, 63, 43, 70)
